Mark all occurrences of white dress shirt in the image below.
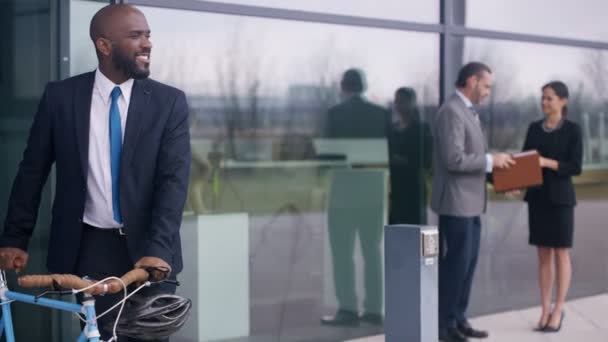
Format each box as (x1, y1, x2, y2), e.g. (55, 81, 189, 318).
(83, 69, 134, 228)
(455, 90, 493, 173)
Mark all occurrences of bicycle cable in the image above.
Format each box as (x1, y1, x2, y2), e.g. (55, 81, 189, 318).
(71, 275, 128, 342)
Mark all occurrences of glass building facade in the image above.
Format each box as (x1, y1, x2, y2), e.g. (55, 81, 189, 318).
(1, 0, 607, 340)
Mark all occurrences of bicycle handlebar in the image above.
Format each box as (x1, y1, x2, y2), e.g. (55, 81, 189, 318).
(17, 268, 150, 295)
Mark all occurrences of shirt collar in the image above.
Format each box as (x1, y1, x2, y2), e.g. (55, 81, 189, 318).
(94, 68, 135, 106)
(455, 89, 474, 108)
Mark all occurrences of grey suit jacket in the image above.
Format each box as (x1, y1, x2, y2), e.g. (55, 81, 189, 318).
(430, 93, 488, 217)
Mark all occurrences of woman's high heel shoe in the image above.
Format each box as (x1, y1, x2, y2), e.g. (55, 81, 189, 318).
(533, 312, 550, 332)
(533, 324, 547, 332)
(543, 311, 565, 333)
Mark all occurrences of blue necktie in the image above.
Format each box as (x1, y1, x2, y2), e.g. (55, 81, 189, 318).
(110, 86, 123, 224)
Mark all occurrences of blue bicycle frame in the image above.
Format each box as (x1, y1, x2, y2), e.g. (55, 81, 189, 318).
(0, 270, 101, 342)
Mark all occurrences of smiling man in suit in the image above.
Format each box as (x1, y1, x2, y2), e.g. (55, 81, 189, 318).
(0, 4, 190, 341)
(431, 62, 514, 342)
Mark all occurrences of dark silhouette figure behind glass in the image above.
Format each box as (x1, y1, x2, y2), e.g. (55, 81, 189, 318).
(325, 69, 387, 138)
(321, 68, 388, 327)
(388, 87, 432, 225)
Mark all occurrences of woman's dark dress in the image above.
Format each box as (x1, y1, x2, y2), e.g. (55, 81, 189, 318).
(388, 121, 432, 225)
(522, 119, 583, 248)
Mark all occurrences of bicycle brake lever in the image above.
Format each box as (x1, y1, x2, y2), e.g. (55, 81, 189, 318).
(34, 279, 73, 300)
(143, 266, 172, 282)
(161, 279, 180, 286)
(34, 288, 72, 301)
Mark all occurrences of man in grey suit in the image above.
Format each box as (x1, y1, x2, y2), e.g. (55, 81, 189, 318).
(431, 62, 514, 342)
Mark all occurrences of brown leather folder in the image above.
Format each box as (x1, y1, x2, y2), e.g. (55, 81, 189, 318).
(492, 150, 543, 192)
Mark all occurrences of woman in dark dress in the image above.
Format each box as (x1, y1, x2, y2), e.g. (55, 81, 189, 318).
(388, 87, 432, 225)
(522, 81, 582, 332)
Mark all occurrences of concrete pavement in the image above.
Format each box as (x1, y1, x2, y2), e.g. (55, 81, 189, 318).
(347, 293, 608, 342)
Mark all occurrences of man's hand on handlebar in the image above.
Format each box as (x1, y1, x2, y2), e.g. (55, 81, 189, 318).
(0, 247, 29, 273)
(18, 268, 152, 295)
(134, 256, 171, 281)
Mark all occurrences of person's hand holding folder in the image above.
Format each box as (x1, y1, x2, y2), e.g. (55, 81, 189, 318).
(492, 153, 516, 169)
(492, 150, 543, 193)
(539, 156, 559, 170)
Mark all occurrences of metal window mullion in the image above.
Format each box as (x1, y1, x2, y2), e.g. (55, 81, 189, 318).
(440, 0, 461, 103)
(125, 0, 608, 51)
(450, 25, 608, 50)
(56, 0, 74, 80)
(127, 0, 443, 33)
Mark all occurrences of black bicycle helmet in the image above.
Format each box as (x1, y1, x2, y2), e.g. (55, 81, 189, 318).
(105, 293, 192, 340)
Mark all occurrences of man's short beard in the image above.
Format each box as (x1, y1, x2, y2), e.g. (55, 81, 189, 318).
(112, 44, 150, 80)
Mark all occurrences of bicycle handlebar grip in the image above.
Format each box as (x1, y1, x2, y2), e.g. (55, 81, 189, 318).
(121, 268, 149, 285)
(17, 275, 54, 288)
(18, 269, 150, 295)
(104, 268, 150, 294)
(18, 274, 90, 290)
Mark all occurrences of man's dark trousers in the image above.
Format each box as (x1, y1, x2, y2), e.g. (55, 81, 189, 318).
(75, 225, 176, 342)
(438, 215, 481, 333)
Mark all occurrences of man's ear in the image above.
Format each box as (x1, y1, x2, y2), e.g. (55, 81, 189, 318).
(464, 75, 473, 89)
(95, 38, 112, 56)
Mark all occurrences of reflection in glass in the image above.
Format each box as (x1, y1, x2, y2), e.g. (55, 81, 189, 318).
(70, 0, 106, 75)
(461, 38, 607, 160)
(200, 0, 438, 23)
(321, 69, 387, 327)
(388, 87, 432, 225)
(466, 0, 608, 42)
(325, 69, 388, 138)
(128, 5, 438, 341)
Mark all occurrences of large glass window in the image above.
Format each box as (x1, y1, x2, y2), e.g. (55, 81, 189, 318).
(70, 0, 106, 75)
(0, 0, 57, 340)
(127, 5, 436, 341)
(465, 0, 608, 42)
(461, 38, 607, 159)
(200, 0, 439, 23)
(453, 37, 608, 315)
(4, 0, 608, 340)
(62, 0, 608, 339)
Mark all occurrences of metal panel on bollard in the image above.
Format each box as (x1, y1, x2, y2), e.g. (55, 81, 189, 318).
(385, 224, 439, 342)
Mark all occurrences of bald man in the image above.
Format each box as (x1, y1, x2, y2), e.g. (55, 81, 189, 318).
(0, 4, 190, 341)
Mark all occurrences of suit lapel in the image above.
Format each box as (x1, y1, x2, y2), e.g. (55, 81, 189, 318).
(74, 72, 95, 179)
(122, 79, 151, 167)
(451, 94, 479, 127)
(451, 94, 487, 150)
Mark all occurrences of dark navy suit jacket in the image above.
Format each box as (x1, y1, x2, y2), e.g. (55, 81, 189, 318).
(326, 95, 388, 138)
(1, 71, 191, 274)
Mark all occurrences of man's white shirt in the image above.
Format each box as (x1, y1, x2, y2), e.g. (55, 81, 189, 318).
(83, 69, 134, 228)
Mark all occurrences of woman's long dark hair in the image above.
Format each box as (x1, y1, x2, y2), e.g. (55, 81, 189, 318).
(394, 87, 420, 123)
(542, 81, 569, 116)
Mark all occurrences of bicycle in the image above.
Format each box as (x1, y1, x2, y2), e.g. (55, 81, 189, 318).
(0, 267, 162, 342)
